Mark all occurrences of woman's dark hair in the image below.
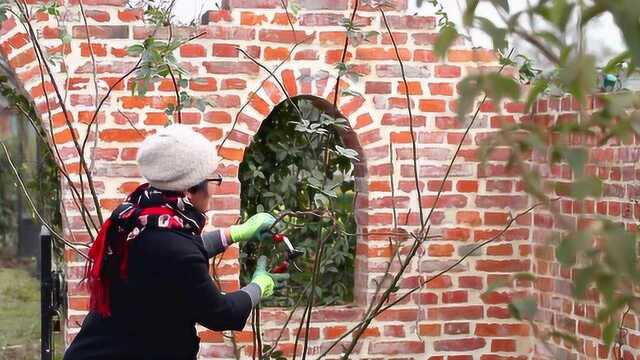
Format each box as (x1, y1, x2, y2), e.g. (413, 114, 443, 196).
(187, 180, 208, 194)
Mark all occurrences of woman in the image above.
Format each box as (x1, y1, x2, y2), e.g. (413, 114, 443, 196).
(64, 124, 285, 359)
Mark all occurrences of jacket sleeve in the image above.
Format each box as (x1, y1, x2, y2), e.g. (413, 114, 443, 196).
(178, 252, 253, 331)
(201, 230, 227, 258)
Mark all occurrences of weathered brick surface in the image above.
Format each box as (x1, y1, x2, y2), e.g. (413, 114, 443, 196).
(1, 1, 637, 359)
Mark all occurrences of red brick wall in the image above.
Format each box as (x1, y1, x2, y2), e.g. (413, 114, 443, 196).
(527, 96, 640, 359)
(1, 1, 637, 359)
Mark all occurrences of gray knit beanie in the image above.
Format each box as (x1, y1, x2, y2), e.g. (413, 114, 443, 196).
(136, 124, 217, 191)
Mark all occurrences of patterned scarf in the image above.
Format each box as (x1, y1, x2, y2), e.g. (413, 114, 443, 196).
(85, 183, 207, 317)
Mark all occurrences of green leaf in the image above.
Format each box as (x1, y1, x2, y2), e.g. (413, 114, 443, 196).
(556, 231, 591, 266)
(550, 0, 574, 31)
(603, 2, 640, 75)
(457, 73, 521, 119)
(485, 280, 510, 294)
(342, 89, 363, 98)
(509, 297, 537, 320)
(476, 17, 508, 52)
(559, 55, 597, 106)
(603, 51, 632, 74)
(514, 272, 536, 282)
(525, 79, 548, 111)
(489, 0, 509, 12)
(434, 25, 458, 59)
(463, 0, 479, 27)
(548, 331, 579, 346)
(570, 176, 602, 199)
(335, 145, 359, 161)
(604, 224, 638, 277)
(127, 44, 145, 57)
(603, 320, 618, 348)
(564, 148, 587, 177)
(581, 3, 607, 26)
(574, 266, 595, 297)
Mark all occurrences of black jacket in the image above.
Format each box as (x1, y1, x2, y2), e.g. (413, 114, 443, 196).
(64, 229, 252, 360)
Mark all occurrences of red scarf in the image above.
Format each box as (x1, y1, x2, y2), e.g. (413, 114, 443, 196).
(85, 184, 206, 317)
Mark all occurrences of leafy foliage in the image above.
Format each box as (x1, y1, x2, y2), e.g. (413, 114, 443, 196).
(449, 0, 640, 351)
(239, 99, 357, 307)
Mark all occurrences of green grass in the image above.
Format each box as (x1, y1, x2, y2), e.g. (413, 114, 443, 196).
(0, 264, 64, 360)
(0, 266, 40, 359)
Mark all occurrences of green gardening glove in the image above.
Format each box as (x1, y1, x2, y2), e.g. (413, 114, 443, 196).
(250, 256, 289, 299)
(229, 213, 276, 244)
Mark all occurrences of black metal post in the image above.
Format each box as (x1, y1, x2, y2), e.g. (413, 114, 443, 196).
(40, 226, 53, 360)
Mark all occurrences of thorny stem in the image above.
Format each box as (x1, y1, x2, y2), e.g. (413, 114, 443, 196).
(80, 60, 143, 162)
(255, 304, 263, 358)
(77, 0, 100, 173)
(318, 201, 547, 359)
(331, 0, 359, 109)
(380, 8, 424, 229)
(17, 1, 104, 224)
(16, 103, 99, 235)
(422, 47, 515, 231)
(167, 65, 182, 123)
(299, 225, 335, 360)
(334, 38, 517, 359)
(218, 36, 310, 151)
(236, 47, 303, 118)
(10, 4, 99, 237)
(264, 284, 310, 357)
(1, 142, 90, 260)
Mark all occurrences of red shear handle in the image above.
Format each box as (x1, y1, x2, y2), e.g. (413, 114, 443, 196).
(271, 260, 289, 274)
(272, 233, 285, 243)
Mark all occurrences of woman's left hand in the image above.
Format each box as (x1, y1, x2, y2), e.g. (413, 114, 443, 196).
(229, 213, 277, 243)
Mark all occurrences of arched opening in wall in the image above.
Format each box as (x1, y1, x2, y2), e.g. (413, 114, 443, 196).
(238, 95, 366, 307)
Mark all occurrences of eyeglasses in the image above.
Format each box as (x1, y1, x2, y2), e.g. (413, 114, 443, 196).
(205, 174, 223, 186)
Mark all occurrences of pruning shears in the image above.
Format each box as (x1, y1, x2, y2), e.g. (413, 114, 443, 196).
(270, 232, 304, 273)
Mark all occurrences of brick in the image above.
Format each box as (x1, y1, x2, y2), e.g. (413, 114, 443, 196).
(203, 61, 258, 75)
(118, 9, 143, 22)
(298, 0, 348, 10)
(435, 65, 461, 78)
(476, 323, 530, 337)
(240, 12, 268, 25)
(381, 32, 408, 45)
(259, 29, 313, 43)
(85, 10, 110, 22)
(476, 260, 530, 272)
(264, 47, 289, 61)
(365, 81, 391, 94)
(459, 276, 483, 289)
(491, 339, 516, 352)
(457, 211, 481, 226)
(356, 47, 410, 61)
(369, 341, 424, 355)
(72, 25, 129, 39)
(429, 82, 454, 96)
(414, 49, 437, 62)
(428, 306, 483, 320)
(99, 129, 145, 143)
(397, 81, 422, 95)
(443, 290, 468, 304)
(201, 26, 256, 41)
(444, 322, 470, 334)
(189, 78, 217, 92)
(434, 338, 486, 351)
(294, 49, 317, 60)
(385, 15, 436, 29)
(419, 99, 446, 112)
(476, 195, 528, 209)
(221, 79, 246, 90)
(180, 44, 206, 57)
(323, 325, 347, 339)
